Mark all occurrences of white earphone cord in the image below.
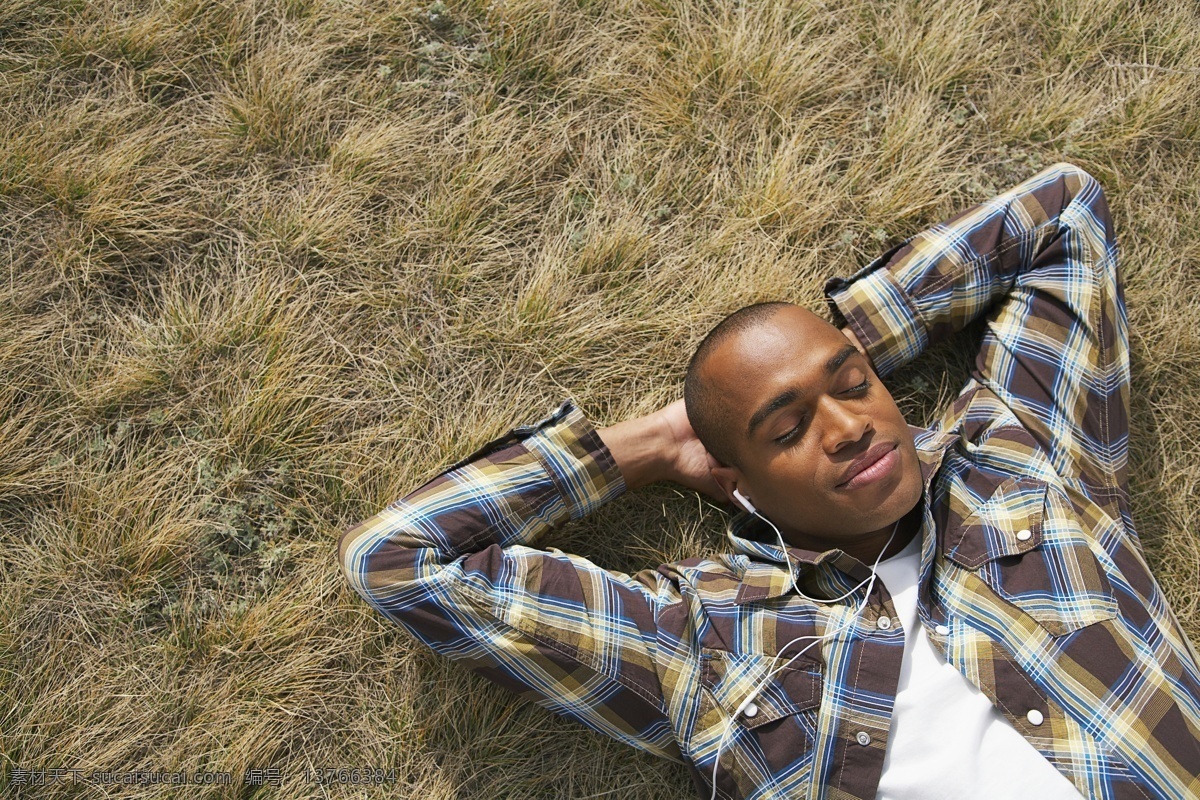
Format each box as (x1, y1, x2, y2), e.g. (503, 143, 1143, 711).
(708, 508, 900, 800)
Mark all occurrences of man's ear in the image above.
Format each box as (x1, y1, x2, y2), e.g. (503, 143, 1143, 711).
(710, 465, 745, 510)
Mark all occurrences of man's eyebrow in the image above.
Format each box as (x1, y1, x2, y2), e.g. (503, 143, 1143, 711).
(747, 388, 800, 437)
(824, 343, 859, 376)
(745, 344, 861, 438)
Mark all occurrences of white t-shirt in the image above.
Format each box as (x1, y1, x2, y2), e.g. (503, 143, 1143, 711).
(872, 534, 1084, 799)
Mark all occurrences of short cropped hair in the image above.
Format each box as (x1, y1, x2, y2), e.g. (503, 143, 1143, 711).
(683, 302, 795, 467)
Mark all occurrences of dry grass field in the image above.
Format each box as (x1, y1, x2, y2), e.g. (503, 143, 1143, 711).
(2, 0, 1199, 796)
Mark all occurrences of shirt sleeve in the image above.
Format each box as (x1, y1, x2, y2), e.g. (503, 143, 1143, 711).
(337, 399, 684, 762)
(824, 163, 1130, 497)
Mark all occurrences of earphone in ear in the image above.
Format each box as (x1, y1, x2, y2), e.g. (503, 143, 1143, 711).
(732, 488, 757, 515)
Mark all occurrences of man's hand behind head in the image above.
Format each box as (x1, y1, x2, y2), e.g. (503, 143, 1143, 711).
(657, 398, 723, 500)
(598, 400, 723, 500)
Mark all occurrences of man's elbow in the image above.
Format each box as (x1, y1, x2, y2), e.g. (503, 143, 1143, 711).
(337, 510, 407, 605)
(336, 521, 358, 581)
(1041, 162, 1116, 253)
(1054, 162, 1111, 210)
(337, 515, 375, 602)
(1047, 160, 1098, 185)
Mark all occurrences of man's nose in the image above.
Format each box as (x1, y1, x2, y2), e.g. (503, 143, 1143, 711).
(821, 397, 873, 453)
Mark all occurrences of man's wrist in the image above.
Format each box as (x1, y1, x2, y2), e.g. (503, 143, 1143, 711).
(521, 400, 628, 520)
(596, 413, 675, 491)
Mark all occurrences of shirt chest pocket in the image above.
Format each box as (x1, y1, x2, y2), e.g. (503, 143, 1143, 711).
(942, 476, 1118, 636)
(692, 648, 823, 799)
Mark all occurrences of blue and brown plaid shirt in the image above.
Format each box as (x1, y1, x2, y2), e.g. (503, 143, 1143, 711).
(339, 164, 1200, 799)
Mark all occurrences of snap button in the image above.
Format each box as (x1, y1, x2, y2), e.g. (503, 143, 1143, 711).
(1026, 709, 1044, 726)
(742, 702, 759, 719)
(934, 624, 950, 636)
(856, 731, 871, 746)
(876, 616, 892, 630)
(1016, 528, 1032, 542)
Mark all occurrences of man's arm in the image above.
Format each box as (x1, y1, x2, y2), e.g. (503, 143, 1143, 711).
(826, 163, 1129, 499)
(599, 398, 722, 499)
(338, 399, 707, 762)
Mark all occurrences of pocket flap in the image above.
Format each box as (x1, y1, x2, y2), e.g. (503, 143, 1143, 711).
(700, 648, 822, 730)
(944, 477, 1046, 570)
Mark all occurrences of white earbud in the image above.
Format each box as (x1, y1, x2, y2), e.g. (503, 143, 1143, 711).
(732, 488, 757, 515)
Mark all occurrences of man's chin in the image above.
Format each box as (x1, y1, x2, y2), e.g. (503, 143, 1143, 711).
(847, 461, 923, 535)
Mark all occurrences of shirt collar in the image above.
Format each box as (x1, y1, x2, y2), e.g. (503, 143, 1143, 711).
(726, 425, 958, 604)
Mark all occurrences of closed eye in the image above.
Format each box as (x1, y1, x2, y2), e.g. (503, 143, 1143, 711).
(775, 380, 870, 446)
(775, 419, 805, 445)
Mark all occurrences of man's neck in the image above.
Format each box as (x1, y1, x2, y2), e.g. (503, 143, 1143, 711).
(784, 503, 922, 564)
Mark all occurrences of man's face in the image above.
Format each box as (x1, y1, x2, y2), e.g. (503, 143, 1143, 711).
(704, 306, 923, 547)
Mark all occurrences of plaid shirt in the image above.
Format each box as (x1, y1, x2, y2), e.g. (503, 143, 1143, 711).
(339, 164, 1200, 799)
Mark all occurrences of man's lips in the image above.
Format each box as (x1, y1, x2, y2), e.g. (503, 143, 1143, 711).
(835, 442, 898, 490)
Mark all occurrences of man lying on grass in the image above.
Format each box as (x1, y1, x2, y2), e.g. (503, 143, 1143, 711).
(338, 163, 1200, 800)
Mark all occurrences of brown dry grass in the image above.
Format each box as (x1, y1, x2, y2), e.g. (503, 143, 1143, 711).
(1, 0, 1198, 797)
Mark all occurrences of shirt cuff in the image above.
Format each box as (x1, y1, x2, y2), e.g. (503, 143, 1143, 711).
(824, 259, 928, 378)
(521, 399, 627, 520)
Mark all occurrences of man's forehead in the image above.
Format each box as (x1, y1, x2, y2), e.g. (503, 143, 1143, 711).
(714, 305, 840, 364)
(704, 307, 847, 404)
